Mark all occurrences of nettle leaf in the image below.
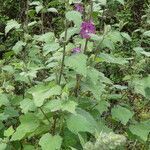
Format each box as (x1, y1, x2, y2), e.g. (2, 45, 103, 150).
(129, 120, 150, 141)
(99, 53, 128, 65)
(67, 109, 98, 134)
(34, 32, 55, 43)
(143, 30, 150, 37)
(4, 126, 15, 137)
(12, 41, 26, 54)
(65, 53, 87, 76)
(44, 100, 78, 114)
(133, 47, 150, 57)
(95, 100, 110, 115)
(5, 19, 21, 34)
(107, 31, 123, 43)
(0, 94, 9, 107)
(11, 113, 40, 141)
(96, 0, 107, 6)
(28, 84, 61, 107)
(111, 106, 134, 125)
(20, 98, 36, 114)
(43, 42, 60, 56)
(132, 76, 150, 99)
(39, 133, 62, 150)
(66, 11, 82, 27)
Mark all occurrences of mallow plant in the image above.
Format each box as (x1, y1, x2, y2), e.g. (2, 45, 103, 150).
(0, 0, 150, 149)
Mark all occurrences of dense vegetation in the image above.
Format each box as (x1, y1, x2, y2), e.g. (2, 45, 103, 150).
(0, 0, 150, 149)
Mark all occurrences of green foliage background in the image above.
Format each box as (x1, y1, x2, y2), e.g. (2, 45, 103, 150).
(0, 0, 150, 149)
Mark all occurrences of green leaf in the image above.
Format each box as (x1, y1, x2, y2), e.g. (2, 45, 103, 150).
(47, 8, 58, 13)
(66, 11, 82, 27)
(11, 113, 40, 141)
(97, 0, 107, 6)
(129, 120, 150, 141)
(121, 32, 132, 41)
(43, 42, 60, 56)
(4, 126, 15, 137)
(12, 41, 26, 54)
(132, 76, 150, 99)
(143, 30, 150, 37)
(5, 19, 21, 34)
(0, 142, 7, 150)
(61, 101, 78, 114)
(111, 106, 134, 125)
(65, 53, 87, 76)
(115, 0, 124, 5)
(0, 94, 9, 107)
(35, 5, 43, 14)
(133, 47, 150, 57)
(99, 53, 128, 65)
(20, 98, 36, 114)
(95, 100, 110, 115)
(67, 109, 98, 134)
(39, 133, 62, 150)
(29, 84, 61, 107)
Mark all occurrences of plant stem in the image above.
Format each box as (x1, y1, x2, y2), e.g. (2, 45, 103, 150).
(39, 107, 51, 123)
(58, 20, 68, 85)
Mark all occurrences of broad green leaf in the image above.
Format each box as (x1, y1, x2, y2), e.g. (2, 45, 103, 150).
(111, 106, 134, 125)
(97, 0, 107, 6)
(35, 5, 43, 14)
(143, 30, 150, 37)
(34, 32, 55, 43)
(107, 31, 123, 43)
(29, 84, 61, 107)
(129, 120, 150, 141)
(67, 109, 98, 134)
(4, 126, 14, 137)
(99, 53, 128, 65)
(47, 8, 58, 13)
(11, 113, 40, 141)
(0, 94, 9, 107)
(20, 98, 36, 114)
(95, 100, 110, 115)
(39, 133, 62, 150)
(23, 145, 35, 150)
(121, 32, 132, 41)
(29, 1, 41, 6)
(43, 42, 60, 56)
(115, 0, 124, 5)
(5, 20, 21, 34)
(0, 142, 7, 150)
(133, 47, 150, 57)
(66, 11, 82, 27)
(61, 101, 78, 114)
(65, 53, 87, 76)
(132, 76, 150, 99)
(12, 41, 26, 54)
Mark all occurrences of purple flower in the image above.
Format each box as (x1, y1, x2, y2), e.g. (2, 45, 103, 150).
(74, 3, 84, 13)
(80, 21, 96, 39)
(72, 47, 81, 53)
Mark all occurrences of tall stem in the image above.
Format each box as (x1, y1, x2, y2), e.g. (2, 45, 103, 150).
(58, 20, 68, 85)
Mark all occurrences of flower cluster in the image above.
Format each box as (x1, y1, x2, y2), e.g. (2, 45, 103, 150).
(80, 21, 96, 39)
(74, 3, 84, 13)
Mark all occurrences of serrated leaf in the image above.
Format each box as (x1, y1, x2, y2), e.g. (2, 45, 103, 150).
(111, 106, 134, 125)
(99, 53, 128, 65)
(4, 126, 14, 137)
(65, 53, 87, 76)
(143, 30, 150, 37)
(12, 41, 26, 54)
(121, 32, 132, 41)
(133, 47, 150, 57)
(66, 11, 82, 27)
(0, 94, 9, 107)
(133, 76, 150, 99)
(11, 113, 40, 141)
(29, 84, 61, 107)
(20, 98, 36, 114)
(129, 120, 150, 141)
(39, 133, 62, 150)
(67, 109, 98, 134)
(5, 20, 21, 34)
